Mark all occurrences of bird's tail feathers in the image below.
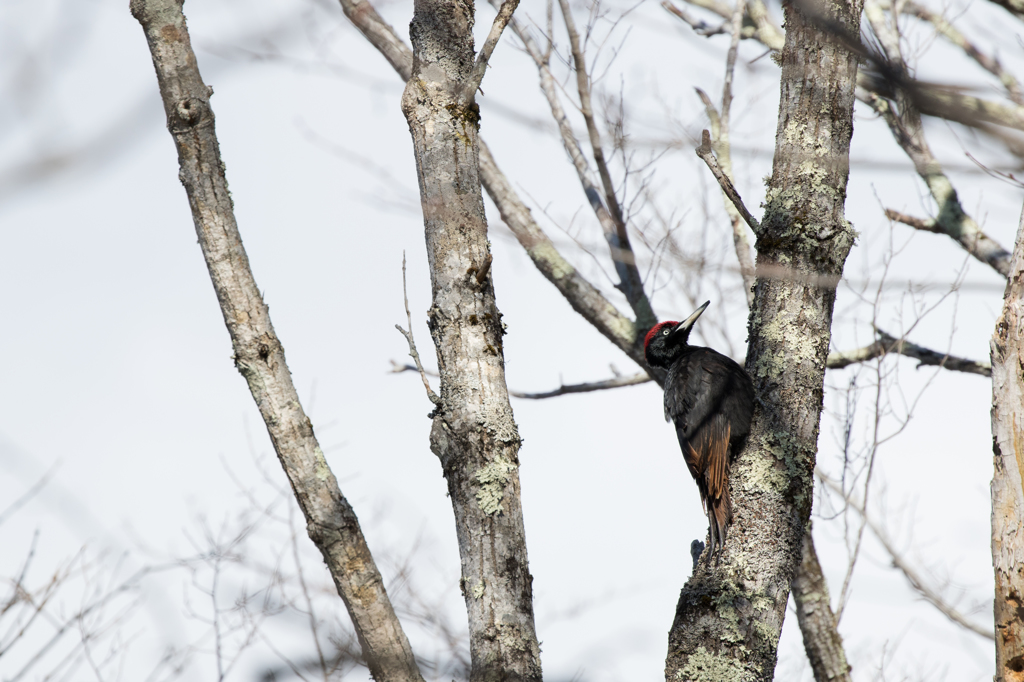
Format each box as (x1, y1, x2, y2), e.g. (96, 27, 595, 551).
(708, 492, 732, 558)
(686, 419, 734, 560)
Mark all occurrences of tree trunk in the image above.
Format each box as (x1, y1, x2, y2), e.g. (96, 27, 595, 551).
(129, 2, 423, 680)
(989, 203, 1024, 682)
(664, 0, 863, 677)
(399, 1, 543, 680)
(792, 527, 852, 682)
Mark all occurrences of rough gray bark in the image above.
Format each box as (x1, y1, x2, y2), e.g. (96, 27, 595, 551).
(792, 528, 853, 682)
(399, 0, 543, 679)
(989, 203, 1024, 682)
(664, 0, 863, 677)
(129, 3, 423, 681)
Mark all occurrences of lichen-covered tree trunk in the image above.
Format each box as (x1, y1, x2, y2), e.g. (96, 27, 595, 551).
(664, 0, 863, 678)
(989, 204, 1024, 682)
(399, 2, 542, 680)
(130, 2, 423, 680)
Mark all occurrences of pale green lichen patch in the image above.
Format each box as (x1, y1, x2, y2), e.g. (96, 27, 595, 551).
(529, 242, 575, 281)
(782, 119, 832, 158)
(752, 595, 774, 613)
(475, 455, 516, 514)
(751, 313, 817, 382)
(743, 442, 788, 494)
(675, 647, 751, 681)
(496, 622, 529, 652)
(314, 446, 332, 482)
(753, 618, 779, 650)
(717, 603, 745, 644)
(472, 581, 485, 599)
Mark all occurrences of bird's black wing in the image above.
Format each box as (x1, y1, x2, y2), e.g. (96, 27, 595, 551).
(663, 349, 741, 439)
(664, 348, 752, 556)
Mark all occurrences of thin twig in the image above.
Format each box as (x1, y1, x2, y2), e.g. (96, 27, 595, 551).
(883, 208, 937, 232)
(0, 466, 58, 527)
(860, 1, 1012, 278)
(461, 0, 521, 103)
(817, 470, 995, 640)
(705, 0, 757, 306)
(396, 252, 440, 406)
(511, 372, 651, 399)
(662, 0, 785, 49)
(336, 0, 642, 364)
(475, 253, 493, 285)
(392, 363, 653, 398)
(695, 129, 762, 235)
(903, 0, 1024, 105)
(499, 0, 656, 329)
(558, 0, 623, 226)
(662, 1, 728, 35)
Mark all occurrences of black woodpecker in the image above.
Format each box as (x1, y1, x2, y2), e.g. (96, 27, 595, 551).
(644, 301, 755, 560)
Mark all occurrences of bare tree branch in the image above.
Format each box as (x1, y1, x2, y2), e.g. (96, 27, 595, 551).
(337, 0, 413, 80)
(745, 0, 785, 50)
(691, 0, 757, 307)
(664, 0, 785, 49)
(695, 130, 762, 237)
(479, 142, 645, 364)
(662, 1, 730, 36)
(827, 329, 992, 377)
(510, 372, 650, 399)
(461, 0, 520, 103)
(337, 0, 645, 367)
(716, 1, 757, 306)
(130, 3, 423, 679)
(557, 0, 624, 226)
(674, 0, 1024, 140)
(883, 208, 937, 233)
(856, 45, 1012, 278)
(817, 471, 995, 640)
(792, 527, 853, 682)
(499, 2, 657, 330)
(903, 0, 1023, 105)
(395, 253, 440, 406)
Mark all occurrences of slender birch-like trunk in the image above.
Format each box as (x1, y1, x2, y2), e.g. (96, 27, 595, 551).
(665, 0, 863, 677)
(399, 1, 543, 679)
(130, 2, 422, 680)
(990, 203, 1024, 682)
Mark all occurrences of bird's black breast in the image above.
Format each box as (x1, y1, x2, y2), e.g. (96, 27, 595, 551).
(663, 347, 754, 442)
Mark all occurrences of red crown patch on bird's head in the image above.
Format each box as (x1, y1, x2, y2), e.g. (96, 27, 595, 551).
(644, 321, 678, 351)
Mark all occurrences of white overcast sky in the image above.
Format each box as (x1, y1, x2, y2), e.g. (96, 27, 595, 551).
(1, 0, 1020, 680)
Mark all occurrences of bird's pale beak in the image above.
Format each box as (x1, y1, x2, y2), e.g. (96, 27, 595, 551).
(672, 300, 710, 336)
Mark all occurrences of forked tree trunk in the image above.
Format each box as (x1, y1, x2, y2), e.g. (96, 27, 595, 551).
(399, 1, 543, 680)
(664, 0, 863, 678)
(990, 203, 1024, 682)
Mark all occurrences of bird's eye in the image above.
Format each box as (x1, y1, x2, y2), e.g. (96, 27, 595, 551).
(663, 329, 670, 336)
